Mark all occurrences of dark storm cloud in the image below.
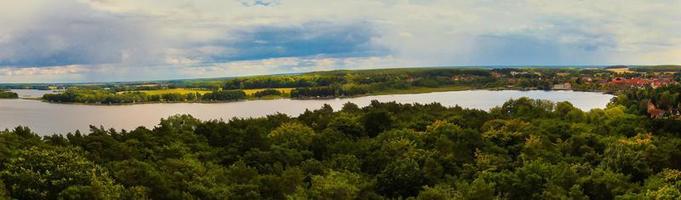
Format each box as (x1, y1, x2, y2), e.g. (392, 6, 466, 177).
(207, 22, 387, 62)
(470, 33, 614, 66)
(0, 1, 158, 68)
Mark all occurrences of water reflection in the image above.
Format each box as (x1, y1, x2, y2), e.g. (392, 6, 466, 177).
(0, 90, 614, 135)
(10, 89, 57, 99)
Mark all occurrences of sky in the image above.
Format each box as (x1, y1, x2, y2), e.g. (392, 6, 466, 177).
(0, 0, 680, 83)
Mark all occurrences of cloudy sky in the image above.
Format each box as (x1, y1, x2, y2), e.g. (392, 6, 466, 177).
(0, 0, 679, 83)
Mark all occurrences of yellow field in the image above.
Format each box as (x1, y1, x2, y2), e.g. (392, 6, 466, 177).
(139, 88, 212, 95)
(124, 88, 292, 96)
(243, 88, 293, 96)
(606, 68, 632, 74)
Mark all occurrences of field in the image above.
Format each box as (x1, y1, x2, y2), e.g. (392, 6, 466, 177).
(606, 68, 632, 74)
(242, 88, 293, 96)
(138, 88, 212, 95)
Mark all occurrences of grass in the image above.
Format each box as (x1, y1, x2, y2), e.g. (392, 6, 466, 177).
(138, 88, 212, 95)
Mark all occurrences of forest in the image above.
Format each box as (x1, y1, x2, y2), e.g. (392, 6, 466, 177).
(1, 85, 680, 199)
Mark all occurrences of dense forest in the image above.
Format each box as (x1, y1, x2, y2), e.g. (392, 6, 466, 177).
(1, 86, 681, 199)
(0, 90, 17, 99)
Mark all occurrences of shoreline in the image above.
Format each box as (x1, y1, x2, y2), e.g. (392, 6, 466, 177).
(1, 89, 616, 135)
(9, 87, 614, 106)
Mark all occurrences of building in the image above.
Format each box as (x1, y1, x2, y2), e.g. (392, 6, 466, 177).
(552, 83, 572, 90)
(647, 100, 666, 119)
(650, 79, 674, 88)
(610, 77, 675, 88)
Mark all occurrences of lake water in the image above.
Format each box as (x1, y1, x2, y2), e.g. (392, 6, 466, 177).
(0, 90, 614, 135)
(10, 89, 57, 98)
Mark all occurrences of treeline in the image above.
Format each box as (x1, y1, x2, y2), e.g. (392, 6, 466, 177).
(36, 67, 664, 103)
(290, 84, 370, 98)
(0, 84, 55, 90)
(201, 90, 246, 101)
(207, 68, 498, 93)
(41, 68, 506, 102)
(253, 89, 282, 98)
(0, 90, 18, 99)
(1, 97, 680, 199)
(42, 89, 246, 104)
(153, 67, 641, 97)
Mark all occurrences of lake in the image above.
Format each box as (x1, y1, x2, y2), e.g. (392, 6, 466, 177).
(0, 90, 614, 135)
(10, 89, 58, 98)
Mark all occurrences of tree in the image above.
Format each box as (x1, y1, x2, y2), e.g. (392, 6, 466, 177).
(327, 113, 365, 138)
(0, 147, 121, 200)
(268, 122, 316, 149)
(202, 90, 246, 101)
(493, 97, 554, 120)
(601, 134, 656, 181)
(579, 167, 636, 200)
(416, 184, 459, 200)
(310, 170, 364, 200)
(57, 170, 123, 200)
(455, 178, 497, 200)
(0, 180, 8, 200)
(641, 169, 681, 199)
(377, 158, 424, 197)
(362, 109, 394, 137)
(340, 102, 361, 113)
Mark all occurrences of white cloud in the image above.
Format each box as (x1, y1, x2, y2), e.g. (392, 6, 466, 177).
(0, 56, 411, 83)
(0, 65, 90, 83)
(0, 0, 679, 82)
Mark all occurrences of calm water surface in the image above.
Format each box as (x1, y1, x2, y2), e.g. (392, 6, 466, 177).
(0, 90, 614, 135)
(10, 89, 57, 98)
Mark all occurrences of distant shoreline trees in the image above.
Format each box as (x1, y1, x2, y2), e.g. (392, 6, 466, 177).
(42, 89, 247, 104)
(34, 67, 681, 104)
(0, 90, 18, 99)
